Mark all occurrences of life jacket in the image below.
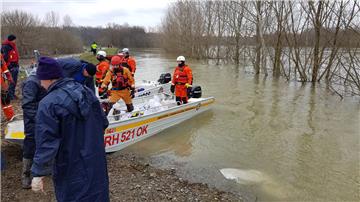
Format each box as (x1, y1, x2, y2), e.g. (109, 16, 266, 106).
(111, 67, 129, 90)
(96, 61, 109, 80)
(173, 65, 191, 85)
(1, 40, 19, 65)
(122, 56, 136, 74)
(1, 54, 10, 91)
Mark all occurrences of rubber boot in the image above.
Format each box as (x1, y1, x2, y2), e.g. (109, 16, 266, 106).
(22, 158, 32, 189)
(113, 109, 121, 121)
(126, 104, 134, 112)
(102, 102, 114, 116)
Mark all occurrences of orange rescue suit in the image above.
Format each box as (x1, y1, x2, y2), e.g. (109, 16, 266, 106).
(101, 67, 134, 104)
(123, 57, 136, 76)
(1, 54, 12, 91)
(95, 60, 110, 84)
(172, 65, 192, 98)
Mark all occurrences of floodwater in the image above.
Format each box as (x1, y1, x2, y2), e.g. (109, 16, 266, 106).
(122, 48, 360, 201)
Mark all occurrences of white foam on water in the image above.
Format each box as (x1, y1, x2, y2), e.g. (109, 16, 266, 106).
(220, 168, 265, 184)
(220, 168, 288, 200)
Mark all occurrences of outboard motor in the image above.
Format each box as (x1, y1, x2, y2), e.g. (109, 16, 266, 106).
(189, 85, 202, 98)
(158, 73, 172, 84)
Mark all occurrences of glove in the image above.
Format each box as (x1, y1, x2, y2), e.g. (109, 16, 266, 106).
(31, 177, 44, 192)
(130, 87, 135, 98)
(170, 84, 175, 94)
(185, 83, 192, 88)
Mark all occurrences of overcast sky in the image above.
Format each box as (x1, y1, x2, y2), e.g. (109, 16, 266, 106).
(3, 0, 172, 29)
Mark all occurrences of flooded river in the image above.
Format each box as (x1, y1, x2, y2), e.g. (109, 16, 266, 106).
(122, 49, 359, 201)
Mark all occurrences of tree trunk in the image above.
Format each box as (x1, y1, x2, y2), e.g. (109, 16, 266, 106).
(311, 1, 322, 82)
(255, 1, 262, 74)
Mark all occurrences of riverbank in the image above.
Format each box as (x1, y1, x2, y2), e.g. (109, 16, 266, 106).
(1, 142, 242, 201)
(1, 57, 243, 201)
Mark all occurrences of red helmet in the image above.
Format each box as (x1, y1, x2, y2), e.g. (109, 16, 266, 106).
(111, 55, 122, 66)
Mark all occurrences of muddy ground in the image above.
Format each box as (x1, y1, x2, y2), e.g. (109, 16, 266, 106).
(1, 73, 243, 201)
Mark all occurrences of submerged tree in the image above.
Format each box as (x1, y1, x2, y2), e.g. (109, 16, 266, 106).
(161, 0, 360, 97)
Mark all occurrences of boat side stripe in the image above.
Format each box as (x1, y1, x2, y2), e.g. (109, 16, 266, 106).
(7, 99, 215, 139)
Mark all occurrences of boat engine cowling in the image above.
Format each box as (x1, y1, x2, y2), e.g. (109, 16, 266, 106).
(158, 73, 172, 84)
(189, 85, 202, 98)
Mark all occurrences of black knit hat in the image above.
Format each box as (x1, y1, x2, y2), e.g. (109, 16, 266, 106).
(85, 63, 96, 76)
(80, 60, 96, 76)
(7, 34, 16, 41)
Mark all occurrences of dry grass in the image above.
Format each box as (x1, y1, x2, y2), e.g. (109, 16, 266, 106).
(79, 48, 118, 64)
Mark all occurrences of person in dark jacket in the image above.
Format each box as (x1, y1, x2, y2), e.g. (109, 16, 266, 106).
(21, 67, 47, 189)
(57, 57, 96, 92)
(30, 57, 109, 202)
(1, 34, 19, 100)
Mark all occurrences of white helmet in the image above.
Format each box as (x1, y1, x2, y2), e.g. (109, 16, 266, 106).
(97, 50, 106, 57)
(176, 56, 185, 62)
(122, 48, 129, 53)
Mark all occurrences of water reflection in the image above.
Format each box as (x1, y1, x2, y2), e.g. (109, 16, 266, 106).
(124, 111, 214, 157)
(119, 49, 360, 202)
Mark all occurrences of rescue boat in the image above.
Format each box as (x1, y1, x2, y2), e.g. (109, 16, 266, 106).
(5, 92, 215, 153)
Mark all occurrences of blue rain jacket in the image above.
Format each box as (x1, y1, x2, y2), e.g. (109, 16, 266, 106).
(21, 68, 47, 159)
(57, 57, 95, 92)
(31, 78, 109, 202)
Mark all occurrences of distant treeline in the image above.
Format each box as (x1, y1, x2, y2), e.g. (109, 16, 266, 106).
(1, 10, 161, 57)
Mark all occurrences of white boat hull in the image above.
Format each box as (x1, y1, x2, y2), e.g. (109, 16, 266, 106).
(104, 97, 214, 152)
(5, 96, 215, 153)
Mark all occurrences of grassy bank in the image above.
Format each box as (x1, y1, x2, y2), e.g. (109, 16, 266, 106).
(79, 48, 118, 64)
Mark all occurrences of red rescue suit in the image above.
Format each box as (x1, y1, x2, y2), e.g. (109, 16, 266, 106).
(172, 65, 192, 100)
(2, 39, 19, 66)
(1, 54, 12, 91)
(1, 54, 14, 120)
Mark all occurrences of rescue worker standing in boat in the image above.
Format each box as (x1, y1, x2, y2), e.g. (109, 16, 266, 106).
(171, 56, 193, 105)
(121, 48, 136, 77)
(95, 50, 110, 90)
(100, 55, 135, 113)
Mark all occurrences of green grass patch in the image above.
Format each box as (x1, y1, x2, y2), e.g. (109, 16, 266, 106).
(79, 48, 118, 64)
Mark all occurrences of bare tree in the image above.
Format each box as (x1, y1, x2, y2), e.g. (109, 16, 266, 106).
(1, 10, 41, 55)
(160, 0, 360, 97)
(62, 14, 74, 27)
(44, 11, 60, 27)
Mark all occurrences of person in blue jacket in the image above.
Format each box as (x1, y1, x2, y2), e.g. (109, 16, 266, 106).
(21, 66, 47, 189)
(30, 56, 109, 202)
(57, 57, 96, 93)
